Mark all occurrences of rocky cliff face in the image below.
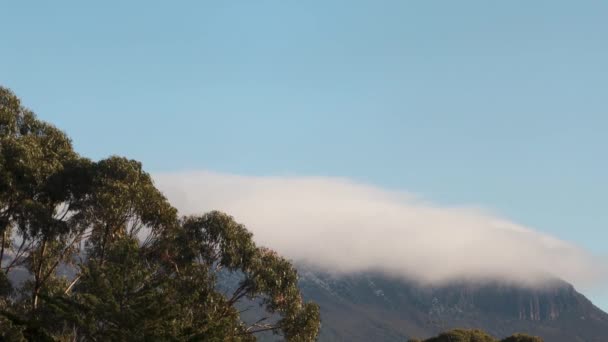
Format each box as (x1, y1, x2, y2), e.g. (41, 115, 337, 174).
(422, 280, 581, 321)
(296, 268, 608, 342)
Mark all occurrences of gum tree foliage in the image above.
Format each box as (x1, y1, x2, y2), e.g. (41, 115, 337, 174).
(0, 87, 320, 341)
(407, 329, 544, 342)
(499, 334, 543, 342)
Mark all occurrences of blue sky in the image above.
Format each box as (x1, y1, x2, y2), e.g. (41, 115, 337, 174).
(2, 1, 607, 308)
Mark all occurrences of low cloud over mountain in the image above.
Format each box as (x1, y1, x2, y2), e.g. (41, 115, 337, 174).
(154, 171, 606, 289)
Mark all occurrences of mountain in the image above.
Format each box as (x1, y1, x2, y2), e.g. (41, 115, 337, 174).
(8, 256, 608, 341)
(296, 267, 608, 341)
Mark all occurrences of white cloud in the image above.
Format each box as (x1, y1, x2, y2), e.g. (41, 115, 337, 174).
(154, 171, 606, 288)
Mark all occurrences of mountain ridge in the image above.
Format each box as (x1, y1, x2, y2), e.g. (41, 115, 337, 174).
(296, 266, 608, 341)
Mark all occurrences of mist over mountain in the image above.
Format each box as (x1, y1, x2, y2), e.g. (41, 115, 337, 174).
(156, 171, 608, 341)
(154, 171, 607, 289)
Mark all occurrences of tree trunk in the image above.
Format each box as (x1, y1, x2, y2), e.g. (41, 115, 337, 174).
(33, 238, 48, 310)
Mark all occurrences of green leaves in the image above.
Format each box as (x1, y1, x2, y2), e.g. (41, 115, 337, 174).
(174, 211, 320, 340)
(0, 86, 320, 341)
(410, 329, 544, 342)
(499, 334, 544, 342)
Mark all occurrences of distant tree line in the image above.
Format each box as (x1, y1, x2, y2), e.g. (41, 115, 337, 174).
(408, 329, 543, 342)
(0, 86, 320, 341)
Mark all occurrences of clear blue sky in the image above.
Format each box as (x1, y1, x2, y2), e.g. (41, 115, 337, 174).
(2, 1, 607, 308)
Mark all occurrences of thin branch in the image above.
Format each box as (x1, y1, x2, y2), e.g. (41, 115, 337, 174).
(241, 324, 281, 335)
(0, 230, 6, 269)
(4, 238, 32, 272)
(40, 230, 87, 285)
(238, 305, 254, 315)
(252, 316, 269, 325)
(64, 275, 81, 295)
(33, 237, 48, 310)
(227, 282, 250, 306)
(55, 202, 72, 222)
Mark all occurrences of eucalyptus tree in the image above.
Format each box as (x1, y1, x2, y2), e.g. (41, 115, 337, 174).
(408, 330, 544, 342)
(0, 86, 87, 315)
(0, 86, 320, 341)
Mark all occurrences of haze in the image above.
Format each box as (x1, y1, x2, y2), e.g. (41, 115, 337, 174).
(155, 171, 606, 289)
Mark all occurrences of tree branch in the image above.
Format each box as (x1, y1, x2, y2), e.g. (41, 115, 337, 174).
(33, 237, 48, 310)
(227, 281, 250, 306)
(64, 275, 81, 295)
(241, 323, 281, 335)
(4, 238, 31, 273)
(41, 229, 87, 285)
(0, 230, 6, 269)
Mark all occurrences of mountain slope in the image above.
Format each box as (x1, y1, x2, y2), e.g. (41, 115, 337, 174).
(297, 268, 608, 342)
(9, 258, 607, 341)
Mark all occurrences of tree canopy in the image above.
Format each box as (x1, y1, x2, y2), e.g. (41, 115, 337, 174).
(0, 86, 320, 341)
(408, 329, 543, 342)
